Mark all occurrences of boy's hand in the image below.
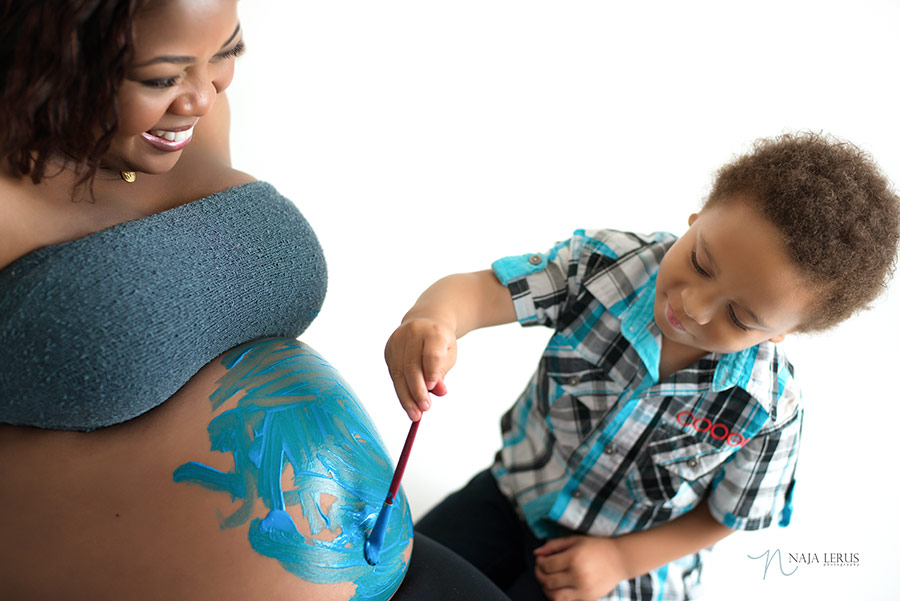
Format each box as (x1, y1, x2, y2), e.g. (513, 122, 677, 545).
(533, 535, 628, 601)
(384, 317, 457, 421)
(384, 270, 516, 420)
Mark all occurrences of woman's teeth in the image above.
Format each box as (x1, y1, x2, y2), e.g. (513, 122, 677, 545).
(150, 127, 193, 142)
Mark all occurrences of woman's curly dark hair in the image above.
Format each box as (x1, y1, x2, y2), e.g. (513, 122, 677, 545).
(705, 132, 900, 332)
(0, 0, 147, 187)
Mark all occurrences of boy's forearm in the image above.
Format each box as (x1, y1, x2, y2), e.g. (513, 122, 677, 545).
(402, 270, 516, 337)
(614, 500, 734, 579)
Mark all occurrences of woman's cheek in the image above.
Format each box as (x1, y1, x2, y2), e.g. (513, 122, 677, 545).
(116, 85, 170, 136)
(214, 63, 236, 94)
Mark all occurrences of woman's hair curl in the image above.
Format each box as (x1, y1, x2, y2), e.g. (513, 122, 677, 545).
(0, 0, 146, 187)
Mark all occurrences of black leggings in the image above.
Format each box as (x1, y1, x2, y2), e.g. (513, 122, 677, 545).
(393, 531, 512, 601)
(415, 470, 550, 601)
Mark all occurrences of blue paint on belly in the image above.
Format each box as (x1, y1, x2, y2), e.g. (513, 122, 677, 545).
(173, 338, 411, 600)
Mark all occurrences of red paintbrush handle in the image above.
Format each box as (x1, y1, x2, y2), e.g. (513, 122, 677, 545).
(385, 418, 421, 502)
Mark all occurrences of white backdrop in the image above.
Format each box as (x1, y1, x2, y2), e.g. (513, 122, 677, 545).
(228, 2, 900, 599)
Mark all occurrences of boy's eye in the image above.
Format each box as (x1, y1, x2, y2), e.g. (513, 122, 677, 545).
(728, 306, 750, 331)
(690, 251, 710, 277)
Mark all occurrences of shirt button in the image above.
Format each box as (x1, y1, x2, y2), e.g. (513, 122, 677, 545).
(605, 445, 615, 455)
(687, 458, 698, 468)
(567, 375, 580, 386)
(572, 490, 584, 498)
(528, 254, 543, 265)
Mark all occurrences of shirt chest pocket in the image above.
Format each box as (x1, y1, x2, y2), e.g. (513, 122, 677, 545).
(544, 369, 624, 440)
(627, 419, 737, 508)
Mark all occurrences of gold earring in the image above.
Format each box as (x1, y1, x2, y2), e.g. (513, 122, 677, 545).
(120, 171, 136, 183)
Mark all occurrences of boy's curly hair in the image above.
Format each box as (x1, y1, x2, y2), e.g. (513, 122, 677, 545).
(705, 132, 900, 332)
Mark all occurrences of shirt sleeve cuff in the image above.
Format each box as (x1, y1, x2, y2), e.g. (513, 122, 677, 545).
(707, 490, 795, 531)
(491, 254, 548, 326)
(492, 253, 548, 286)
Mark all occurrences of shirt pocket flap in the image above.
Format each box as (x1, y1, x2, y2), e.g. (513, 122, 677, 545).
(546, 368, 624, 404)
(647, 432, 730, 480)
(644, 431, 732, 481)
(544, 368, 623, 441)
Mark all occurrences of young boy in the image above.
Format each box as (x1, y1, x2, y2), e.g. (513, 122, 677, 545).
(384, 132, 900, 601)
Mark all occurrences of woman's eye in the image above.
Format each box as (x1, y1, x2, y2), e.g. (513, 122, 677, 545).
(215, 40, 246, 61)
(139, 41, 245, 89)
(142, 76, 180, 89)
(690, 251, 710, 277)
(728, 306, 750, 331)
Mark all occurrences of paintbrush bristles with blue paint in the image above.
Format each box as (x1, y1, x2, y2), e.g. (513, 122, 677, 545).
(364, 418, 421, 566)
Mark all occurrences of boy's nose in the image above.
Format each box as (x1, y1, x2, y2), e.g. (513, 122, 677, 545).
(681, 288, 715, 325)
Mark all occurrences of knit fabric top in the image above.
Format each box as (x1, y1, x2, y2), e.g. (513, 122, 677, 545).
(0, 181, 328, 431)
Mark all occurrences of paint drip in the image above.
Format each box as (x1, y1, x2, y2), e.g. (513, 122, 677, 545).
(173, 338, 412, 600)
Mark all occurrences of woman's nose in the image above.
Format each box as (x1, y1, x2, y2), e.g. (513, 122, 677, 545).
(171, 71, 217, 117)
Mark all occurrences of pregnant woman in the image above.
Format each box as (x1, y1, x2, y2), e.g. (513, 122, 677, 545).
(0, 2, 509, 600)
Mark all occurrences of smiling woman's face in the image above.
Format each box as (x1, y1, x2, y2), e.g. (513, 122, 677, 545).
(104, 0, 243, 175)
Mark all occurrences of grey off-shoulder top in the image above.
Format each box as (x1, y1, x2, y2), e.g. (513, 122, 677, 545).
(0, 181, 327, 430)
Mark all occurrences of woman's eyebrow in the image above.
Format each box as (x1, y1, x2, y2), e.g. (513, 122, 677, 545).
(220, 24, 242, 48)
(133, 23, 242, 67)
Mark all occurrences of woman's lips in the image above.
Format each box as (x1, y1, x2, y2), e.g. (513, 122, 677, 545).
(140, 125, 194, 152)
(666, 303, 686, 331)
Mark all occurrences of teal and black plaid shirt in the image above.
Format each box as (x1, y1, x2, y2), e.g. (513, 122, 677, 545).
(491, 229, 802, 600)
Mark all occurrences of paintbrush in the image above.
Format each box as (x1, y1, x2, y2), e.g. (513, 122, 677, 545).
(364, 418, 421, 565)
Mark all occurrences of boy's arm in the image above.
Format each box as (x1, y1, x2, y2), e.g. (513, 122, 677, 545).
(534, 500, 734, 601)
(385, 270, 516, 420)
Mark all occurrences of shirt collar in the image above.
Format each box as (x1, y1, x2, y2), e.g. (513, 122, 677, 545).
(619, 275, 662, 384)
(614, 276, 765, 396)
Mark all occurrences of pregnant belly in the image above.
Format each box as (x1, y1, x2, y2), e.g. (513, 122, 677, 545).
(0, 338, 412, 601)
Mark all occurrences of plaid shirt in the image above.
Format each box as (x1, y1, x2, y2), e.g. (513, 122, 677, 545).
(490, 229, 802, 601)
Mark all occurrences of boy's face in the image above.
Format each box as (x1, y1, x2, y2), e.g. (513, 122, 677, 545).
(654, 197, 815, 356)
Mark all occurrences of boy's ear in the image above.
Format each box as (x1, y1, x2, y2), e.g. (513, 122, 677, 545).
(688, 213, 699, 226)
(768, 326, 804, 343)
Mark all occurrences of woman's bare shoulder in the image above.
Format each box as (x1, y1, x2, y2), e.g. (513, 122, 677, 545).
(0, 92, 257, 271)
(0, 164, 258, 272)
(0, 173, 45, 270)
